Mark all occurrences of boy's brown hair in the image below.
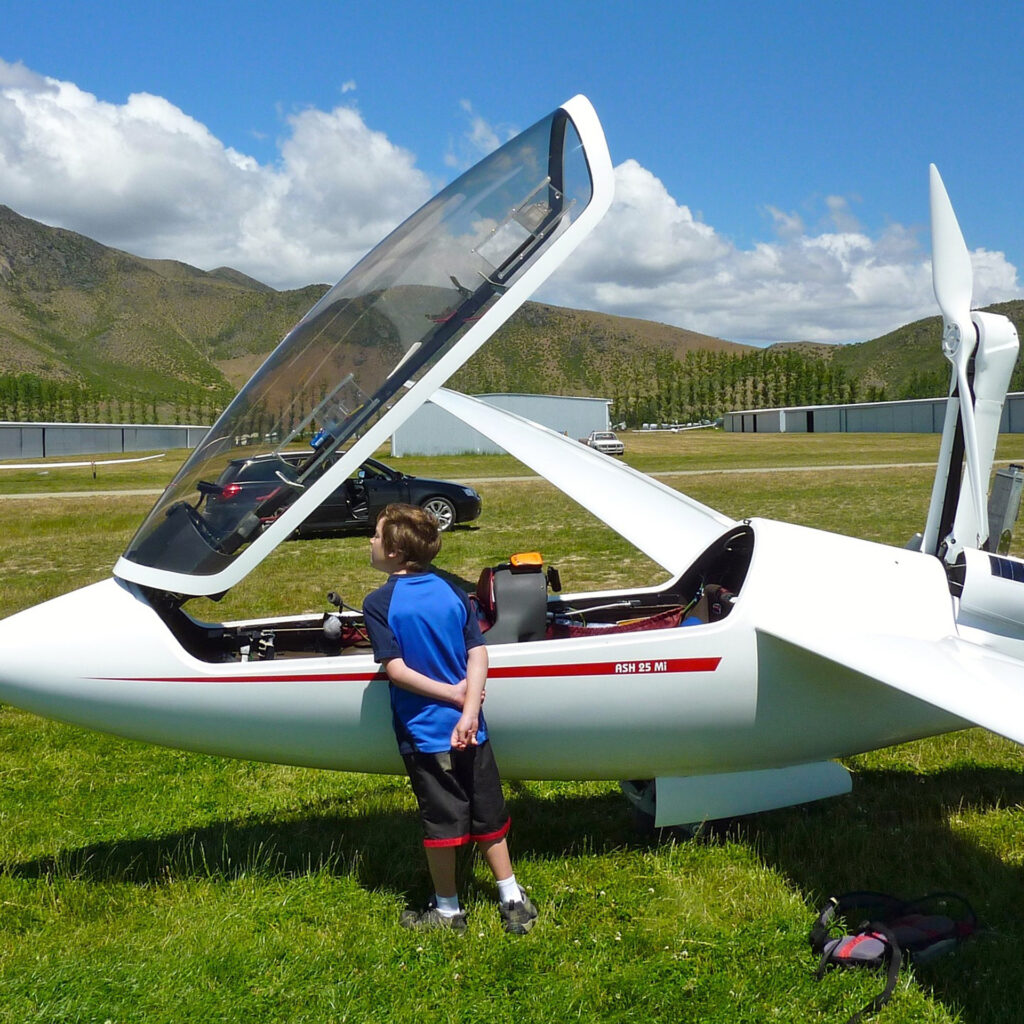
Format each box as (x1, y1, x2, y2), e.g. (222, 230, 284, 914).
(377, 503, 442, 568)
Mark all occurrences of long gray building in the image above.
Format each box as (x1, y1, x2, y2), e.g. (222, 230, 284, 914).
(2, 396, 613, 462)
(392, 393, 612, 456)
(723, 393, 1024, 434)
(0, 422, 209, 461)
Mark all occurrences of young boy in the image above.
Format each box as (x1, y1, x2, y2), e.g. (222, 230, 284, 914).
(363, 503, 537, 935)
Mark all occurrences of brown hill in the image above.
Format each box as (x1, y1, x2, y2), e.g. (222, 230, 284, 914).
(0, 206, 743, 405)
(2, 205, 1022, 416)
(452, 302, 747, 398)
(0, 205, 325, 402)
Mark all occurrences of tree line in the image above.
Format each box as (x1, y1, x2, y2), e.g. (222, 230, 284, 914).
(0, 374, 226, 425)
(8, 344, 1019, 429)
(605, 348, 883, 427)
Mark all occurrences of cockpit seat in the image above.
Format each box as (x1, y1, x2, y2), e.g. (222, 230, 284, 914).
(474, 560, 548, 645)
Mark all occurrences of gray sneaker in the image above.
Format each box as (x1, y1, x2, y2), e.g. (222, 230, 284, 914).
(399, 901, 467, 934)
(499, 887, 538, 935)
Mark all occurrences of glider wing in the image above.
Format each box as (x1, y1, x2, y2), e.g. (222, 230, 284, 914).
(758, 623, 1024, 746)
(430, 388, 734, 575)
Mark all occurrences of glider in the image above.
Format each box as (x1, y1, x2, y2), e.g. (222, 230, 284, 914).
(0, 96, 1021, 828)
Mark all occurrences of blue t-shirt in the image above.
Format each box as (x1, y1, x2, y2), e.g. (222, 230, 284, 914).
(363, 571, 487, 754)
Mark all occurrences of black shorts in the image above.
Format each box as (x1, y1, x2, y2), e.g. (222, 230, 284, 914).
(402, 740, 510, 848)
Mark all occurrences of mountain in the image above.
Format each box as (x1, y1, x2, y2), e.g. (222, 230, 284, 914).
(1, 206, 1022, 421)
(0, 205, 325, 403)
(765, 301, 1024, 399)
(450, 302, 750, 398)
(830, 300, 1024, 397)
(0, 206, 747, 410)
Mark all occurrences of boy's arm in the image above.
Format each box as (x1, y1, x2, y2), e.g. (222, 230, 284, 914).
(382, 657, 465, 706)
(364, 588, 466, 707)
(452, 644, 488, 749)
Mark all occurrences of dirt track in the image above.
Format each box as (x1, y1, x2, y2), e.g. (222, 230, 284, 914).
(0, 461, 950, 501)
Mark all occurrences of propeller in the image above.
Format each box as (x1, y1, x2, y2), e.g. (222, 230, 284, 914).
(930, 164, 985, 551)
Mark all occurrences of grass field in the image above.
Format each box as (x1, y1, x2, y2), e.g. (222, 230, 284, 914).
(2, 431, 1024, 1022)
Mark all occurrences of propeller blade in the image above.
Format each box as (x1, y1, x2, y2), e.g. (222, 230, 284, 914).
(930, 164, 985, 548)
(930, 164, 973, 327)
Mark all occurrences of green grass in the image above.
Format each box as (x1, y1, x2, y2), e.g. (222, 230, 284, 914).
(2, 432, 1024, 1022)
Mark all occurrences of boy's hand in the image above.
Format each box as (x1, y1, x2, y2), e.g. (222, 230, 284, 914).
(451, 711, 479, 750)
(448, 680, 485, 710)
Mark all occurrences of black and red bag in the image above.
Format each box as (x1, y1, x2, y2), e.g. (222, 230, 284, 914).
(809, 891, 977, 1023)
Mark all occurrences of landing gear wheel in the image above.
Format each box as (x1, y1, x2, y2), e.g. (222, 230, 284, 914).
(421, 496, 456, 531)
(620, 779, 656, 834)
(620, 779, 702, 840)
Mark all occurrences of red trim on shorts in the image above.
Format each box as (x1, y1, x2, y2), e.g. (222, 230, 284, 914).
(423, 834, 472, 848)
(470, 818, 510, 843)
(422, 817, 511, 849)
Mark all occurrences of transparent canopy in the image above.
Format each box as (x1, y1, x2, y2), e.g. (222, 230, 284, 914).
(122, 107, 595, 583)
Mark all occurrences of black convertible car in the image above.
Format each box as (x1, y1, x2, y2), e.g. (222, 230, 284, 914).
(205, 451, 481, 537)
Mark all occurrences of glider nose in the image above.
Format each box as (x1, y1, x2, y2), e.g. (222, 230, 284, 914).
(0, 589, 79, 719)
(0, 587, 65, 710)
(0, 577, 144, 720)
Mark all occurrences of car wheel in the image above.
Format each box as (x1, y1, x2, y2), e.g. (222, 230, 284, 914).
(421, 496, 456, 531)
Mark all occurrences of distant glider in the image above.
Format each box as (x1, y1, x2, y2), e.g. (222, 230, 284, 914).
(0, 453, 165, 470)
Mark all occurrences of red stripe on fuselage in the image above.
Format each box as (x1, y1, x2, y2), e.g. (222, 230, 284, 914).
(490, 658, 720, 678)
(92, 657, 720, 685)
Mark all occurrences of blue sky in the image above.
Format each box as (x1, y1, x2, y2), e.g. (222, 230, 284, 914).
(1, 0, 1021, 345)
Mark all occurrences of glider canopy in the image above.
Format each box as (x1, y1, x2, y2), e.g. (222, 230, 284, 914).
(115, 97, 613, 596)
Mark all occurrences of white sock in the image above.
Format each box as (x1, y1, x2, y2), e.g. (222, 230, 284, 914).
(496, 875, 521, 904)
(434, 893, 461, 917)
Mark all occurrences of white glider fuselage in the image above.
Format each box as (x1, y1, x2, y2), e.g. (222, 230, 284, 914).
(0, 516, 964, 782)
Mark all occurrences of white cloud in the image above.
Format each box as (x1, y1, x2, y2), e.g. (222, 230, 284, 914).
(0, 59, 46, 90)
(766, 205, 804, 238)
(0, 59, 431, 288)
(444, 99, 518, 170)
(0, 60, 1017, 344)
(542, 160, 1020, 344)
(244, 105, 432, 284)
(824, 194, 862, 233)
(560, 160, 731, 288)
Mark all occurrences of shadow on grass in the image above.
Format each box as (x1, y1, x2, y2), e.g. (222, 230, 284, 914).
(0, 783, 633, 903)
(694, 764, 1024, 1024)
(4, 766, 1023, 1021)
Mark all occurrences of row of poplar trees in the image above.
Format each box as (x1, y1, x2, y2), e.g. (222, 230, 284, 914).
(605, 348, 884, 427)
(0, 375, 226, 425)
(2, 347, 954, 428)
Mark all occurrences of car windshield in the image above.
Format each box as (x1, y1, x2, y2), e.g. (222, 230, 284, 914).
(218, 456, 303, 486)
(121, 107, 594, 578)
(360, 459, 396, 481)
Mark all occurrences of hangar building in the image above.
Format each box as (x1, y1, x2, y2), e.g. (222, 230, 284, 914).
(0, 395, 611, 461)
(392, 393, 612, 456)
(723, 393, 1024, 434)
(0, 422, 208, 460)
